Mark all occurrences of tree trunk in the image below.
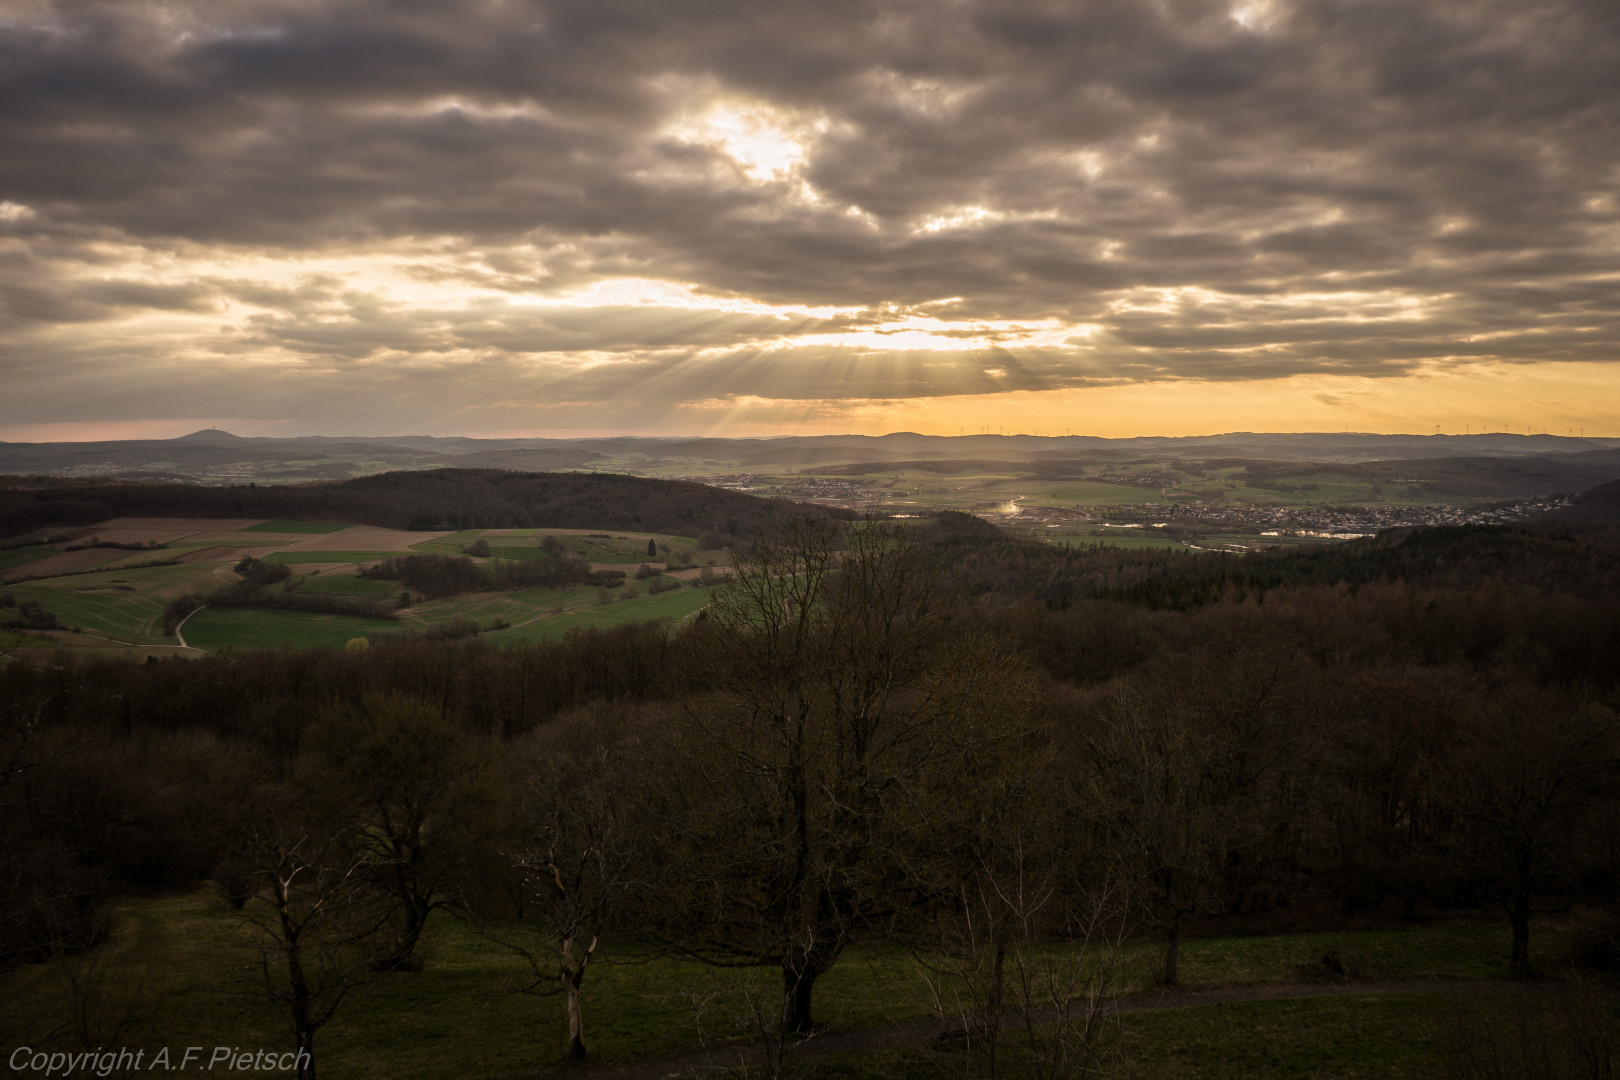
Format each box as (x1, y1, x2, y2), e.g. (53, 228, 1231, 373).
(564, 969, 587, 1061)
(1163, 917, 1181, 986)
(381, 903, 429, 971)
(782, 967, 818, 1035)
(295, 1028, 316, 1080)
(1509, 895, 1532, 976)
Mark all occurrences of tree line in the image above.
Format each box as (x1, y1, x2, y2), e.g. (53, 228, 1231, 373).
(0, 469, 852, 542)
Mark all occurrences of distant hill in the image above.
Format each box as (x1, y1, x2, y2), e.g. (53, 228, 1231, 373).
(1541, 478, 1620, 525)
(174, 428, 248, 443)
(5, 429, 1619, 484)
(0, 469, 852, 541)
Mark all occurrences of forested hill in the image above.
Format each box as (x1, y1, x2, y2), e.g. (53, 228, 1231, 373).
(0, 469, 851, 540)
(942, 520, 1620, 614)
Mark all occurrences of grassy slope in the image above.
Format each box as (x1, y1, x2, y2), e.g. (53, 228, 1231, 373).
(486, 585, 712, 643)
(295, 574, 400, 598)
(5, 564, 229, 643)
(181, 607, 400, 650)
(0, 890, 1584, 1080)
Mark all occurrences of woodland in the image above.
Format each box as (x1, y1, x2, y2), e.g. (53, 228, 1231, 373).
(2, 497, 1619, 1077)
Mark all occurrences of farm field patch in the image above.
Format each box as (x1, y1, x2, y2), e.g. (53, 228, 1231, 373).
(487, 584, 712, 643)
(280, 525, 439, 551)
(1012, 479, 1173, 505)
(258, 550, 403, 565)
(6, 564, 232, 643)
(181, 607, 401, 650)
(3, 547, 130, 580)
(402, 591, 553, 628)
(0, 545, 70, 578)
(296, 573, 400, 598)
(241, 520, 352, 533)
(1047, 532, 1192, 551)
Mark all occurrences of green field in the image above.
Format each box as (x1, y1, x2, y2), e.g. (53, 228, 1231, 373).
(0, 887, 1591, 1080)
(181, 607, 401, 650)
(5, 564, 230, 644)
(1010, 479, 1172, 505)
(408, 530, 488, 555)
(240, 520, 353, 534)
(403, 591, 565, 628)
(1047, 531, 1191, 551)
(258, 550, 403, 565)
(487, 584, 713, 643)
(295, 573, 400, 598)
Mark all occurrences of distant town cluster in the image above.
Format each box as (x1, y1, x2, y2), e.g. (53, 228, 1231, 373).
(1090, 495, 1575, 533)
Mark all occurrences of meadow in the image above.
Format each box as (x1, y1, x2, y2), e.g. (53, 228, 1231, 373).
(0, 887, 1593, 1080)
(1, 517, 727, 654)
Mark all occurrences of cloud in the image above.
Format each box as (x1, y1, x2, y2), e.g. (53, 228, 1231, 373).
(1, 0, 1618, 434)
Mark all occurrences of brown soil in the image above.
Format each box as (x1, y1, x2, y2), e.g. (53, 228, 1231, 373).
(4, 548, 128, 581)
(94, 517, 266, 540)
(281, 526, 443, 551)
(176, 545, 283, 564)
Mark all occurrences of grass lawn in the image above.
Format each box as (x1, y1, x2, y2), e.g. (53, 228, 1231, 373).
(240, 521, 353, 534)
(0, 889, 1591, 1080)
(181, 607, 401, 650)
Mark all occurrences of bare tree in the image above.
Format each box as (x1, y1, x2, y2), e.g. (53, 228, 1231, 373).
(297, 693, 500, 972)
(1445, 688, 1617, 975)
(485, 703, 649, 1063)
(1083, 686, 1232, 986)
(652, 516, 1038, 1035)
(234, 820, 390, 1080)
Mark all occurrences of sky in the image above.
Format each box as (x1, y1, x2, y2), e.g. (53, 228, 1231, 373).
(2, 0, 1618, 442)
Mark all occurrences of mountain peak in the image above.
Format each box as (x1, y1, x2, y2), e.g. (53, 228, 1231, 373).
(174, 428, 245, 442)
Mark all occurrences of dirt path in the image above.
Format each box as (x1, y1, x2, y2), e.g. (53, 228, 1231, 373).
(172, 605, 207, 650)
(580, 978, 1535, 1079)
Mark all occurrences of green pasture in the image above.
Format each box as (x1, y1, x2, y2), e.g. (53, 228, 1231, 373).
(486, 544, 552, 562)
(1048, 531, 1190, 551)
(5, 564, 229, 643)
(0, 888, 1586, 1080)
(240, 520, 352, 534)
(180, 607, 401, 650)
(258, 550, 402, 565)
(1011, 479, 1172, 505)
(487, 584, 712, 643)
(1171, 471, 1481, 508)
(408, 530, 488, 555)
(402, 591, 560, 629)
(294, 574, 400, 598)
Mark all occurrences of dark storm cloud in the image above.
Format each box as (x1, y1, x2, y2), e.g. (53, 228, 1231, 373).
(2, 0, 1618, 426)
